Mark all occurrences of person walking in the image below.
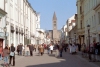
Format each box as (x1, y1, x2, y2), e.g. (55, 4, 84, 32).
(0, 45, 2, 61)
(25, 45, 30, 56)
(9, 43, 15, 66)
(3, 46, 9, 66)
(38, 45, 41, 54)
(54, 43, 59, 57)
(34, 45, 36, 52)
(81, 43, 86, 57)
(47, 45, 50, 54)
(19, 44, 23, 56)
(22, 45, 25, 56)
(17, 44, 20, 55)
(40, 45, 44, 56)
(49, 44, 54, 54)
(29, 44, 34, 56)
(59, 45, 63, 57)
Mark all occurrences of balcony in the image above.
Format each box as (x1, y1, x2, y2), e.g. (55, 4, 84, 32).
(81, 11, 84, 19)
(77, 27, 85, 34)
(31, 33, 35, 38)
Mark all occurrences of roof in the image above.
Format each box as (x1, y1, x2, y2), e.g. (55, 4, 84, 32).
(53, 12, 57, 20)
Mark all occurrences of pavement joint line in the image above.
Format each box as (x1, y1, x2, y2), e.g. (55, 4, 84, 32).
(16, 56, 24, 61)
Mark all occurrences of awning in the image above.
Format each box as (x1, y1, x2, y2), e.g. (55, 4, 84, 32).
(0, 8, 7, 18)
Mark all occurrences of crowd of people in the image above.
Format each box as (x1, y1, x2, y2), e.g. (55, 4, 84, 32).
(79, 42, 100, 61)
(17, 44, 37, 56)
(0, 44, 15, 66)
(0, 43, 37, 67)
(1, 41, 100, 66)
(37, 42, 68, 57)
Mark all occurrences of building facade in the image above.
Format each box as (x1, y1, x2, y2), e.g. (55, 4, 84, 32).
(0, 0, 38, 48)
(66, 15, 76, 43)
(52, 12, 61, 43)
(45, 12, 61, 44)
(35, 13, 46, 45)
(76, 0, 85, 45)
(77, 0, 100, 45)
(60, 25, 67, 43)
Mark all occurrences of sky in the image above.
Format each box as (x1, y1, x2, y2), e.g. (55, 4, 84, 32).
(28, 0, 77, 30)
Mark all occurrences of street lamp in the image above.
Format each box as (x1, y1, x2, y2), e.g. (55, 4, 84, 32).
(69, 36, 70, 44)
(3, 27, 7, 45)
(87, 24, 91, 61)
(26, 28, 28, 45)
(74, 33, 76, 44)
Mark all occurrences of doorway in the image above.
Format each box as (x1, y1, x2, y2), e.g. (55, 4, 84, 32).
(0, 39, 3, 53)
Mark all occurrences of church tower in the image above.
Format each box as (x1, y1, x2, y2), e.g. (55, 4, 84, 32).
(52, 12, 58, 43)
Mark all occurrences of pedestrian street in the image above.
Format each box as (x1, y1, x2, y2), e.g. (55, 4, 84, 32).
(1, 51, 98, 67)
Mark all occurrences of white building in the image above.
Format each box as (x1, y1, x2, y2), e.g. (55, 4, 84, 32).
(0, 0, 38, 48)
(60, 25, 67, 43)
(66, 15, 76, 43)
(35, 13, 46, 45)
(36, 28, 45, 45)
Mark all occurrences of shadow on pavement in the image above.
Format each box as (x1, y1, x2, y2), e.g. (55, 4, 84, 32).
(0, 63, 4, 66)
(25, 51, 100, 67)
(26, 60, 67, 67)
(35, 55, 41, 56)
(26, 52, 71, 67)
(48, 54, 55, 57)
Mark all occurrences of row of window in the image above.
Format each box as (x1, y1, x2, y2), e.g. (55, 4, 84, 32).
(79, 0, 100, 29)
(80, 0, 100, 14)
(10, 32, 23, 45)
(88, 12, 100, 27)
(84, 0, 100, 14)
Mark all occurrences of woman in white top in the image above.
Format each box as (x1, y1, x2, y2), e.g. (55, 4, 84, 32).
(25, 45, 29, 56)
(69, 44, 72, 53)
(49, 44, 54, 54)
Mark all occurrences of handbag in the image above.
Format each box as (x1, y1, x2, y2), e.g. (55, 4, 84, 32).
(10, 52, 14, 56)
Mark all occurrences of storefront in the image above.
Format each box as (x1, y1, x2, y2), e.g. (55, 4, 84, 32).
(0, 8, 7, 53)
(0, 33, 5, 54)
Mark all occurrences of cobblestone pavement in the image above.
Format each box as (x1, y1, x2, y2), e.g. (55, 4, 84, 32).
(0, 51, 100, 67)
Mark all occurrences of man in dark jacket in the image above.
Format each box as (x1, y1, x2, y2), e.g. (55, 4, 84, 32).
(29, 44, 34, 56)
(19, 44, 22, 55)
(9, 43, 15, 66)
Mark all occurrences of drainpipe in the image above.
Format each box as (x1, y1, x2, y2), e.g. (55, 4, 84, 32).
(4, 0, 5, 10)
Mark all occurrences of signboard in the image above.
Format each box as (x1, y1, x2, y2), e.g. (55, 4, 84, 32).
(0, 32, 5, 37)
(0, 32, 9, 37)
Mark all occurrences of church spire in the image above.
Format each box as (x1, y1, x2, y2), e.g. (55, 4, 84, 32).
(53, 12, 57, 20)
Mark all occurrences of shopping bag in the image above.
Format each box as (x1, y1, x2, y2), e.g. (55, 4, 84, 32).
(10, 52, 14, 56)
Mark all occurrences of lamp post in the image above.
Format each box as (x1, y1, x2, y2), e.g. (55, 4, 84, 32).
(74, 33, 76, 44)
(26, 28, 28, 45)
(4, 26, 7, 45)
(69, 36, 70, 44)
(87, 24, 91, 61)
(4, 16, 8, 46)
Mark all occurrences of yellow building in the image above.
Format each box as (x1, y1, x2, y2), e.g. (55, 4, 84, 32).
(76, 0, 85, 45)
(76, 0, 100, 45)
